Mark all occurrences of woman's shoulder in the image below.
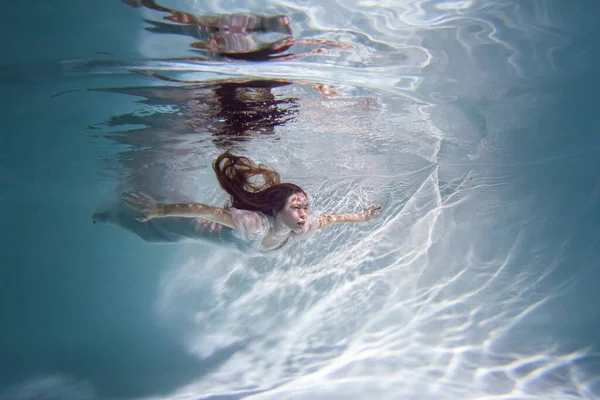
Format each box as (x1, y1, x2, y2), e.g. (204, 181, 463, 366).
(229, 207, 272, 221)
(229, 208, 273, 239)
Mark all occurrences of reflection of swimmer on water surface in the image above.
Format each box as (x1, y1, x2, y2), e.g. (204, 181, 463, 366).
(91, 78, 300, 148)
(123, 0, 350, 61)
(124, 0, 292, 34)
(94, 151, 381, 254)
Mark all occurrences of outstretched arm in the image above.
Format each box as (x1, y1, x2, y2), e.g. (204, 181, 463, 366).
(123, 191, 235, 228)
(317, 204, 381, 229)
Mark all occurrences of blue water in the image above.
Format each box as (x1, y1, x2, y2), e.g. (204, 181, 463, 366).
(2, 1, 600, 399)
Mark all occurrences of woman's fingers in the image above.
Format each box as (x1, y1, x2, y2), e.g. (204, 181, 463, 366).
(123, 193, 143, 210)
(368, 203, 381, 214)
(123, 195, 137, 209)
(122, 191, 157, 223)
(123, 191, 155, 211)
(363, 203, 382, 220)
(124, 191, 151, 203)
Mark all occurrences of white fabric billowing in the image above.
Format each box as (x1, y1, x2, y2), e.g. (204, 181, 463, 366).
(229, 208, 272, 241)
(229, 208, 319, 252)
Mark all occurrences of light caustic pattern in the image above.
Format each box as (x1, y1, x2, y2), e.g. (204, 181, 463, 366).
(152, 95, 599, 399)
(156, 175, 598, 399)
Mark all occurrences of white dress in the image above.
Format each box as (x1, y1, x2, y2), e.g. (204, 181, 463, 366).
(229, 208, 319, 253)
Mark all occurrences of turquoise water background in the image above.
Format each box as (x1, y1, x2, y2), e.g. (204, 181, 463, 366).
(2, 1, 600, 399)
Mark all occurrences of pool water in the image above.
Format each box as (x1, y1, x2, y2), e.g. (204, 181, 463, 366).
(1, 1, 599, 399)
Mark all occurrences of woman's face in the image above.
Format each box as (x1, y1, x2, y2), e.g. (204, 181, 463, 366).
(277, 193, 309, 231)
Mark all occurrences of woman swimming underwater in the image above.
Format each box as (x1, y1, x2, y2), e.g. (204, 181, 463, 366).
(109, 151, 381, 253)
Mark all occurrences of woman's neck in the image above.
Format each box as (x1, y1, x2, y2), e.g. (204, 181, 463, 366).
(272, 218, 292, 238)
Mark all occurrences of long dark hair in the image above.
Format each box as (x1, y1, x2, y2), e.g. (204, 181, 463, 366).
(212, 151, 306, 215)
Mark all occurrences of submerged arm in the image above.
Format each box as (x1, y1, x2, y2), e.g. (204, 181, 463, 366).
(123, 191, 235, 228)
(317, 204, 381, 229)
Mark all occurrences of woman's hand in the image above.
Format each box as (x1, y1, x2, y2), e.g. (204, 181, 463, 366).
(361, 203, 382, 221)
(123, 191, 161, 222)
